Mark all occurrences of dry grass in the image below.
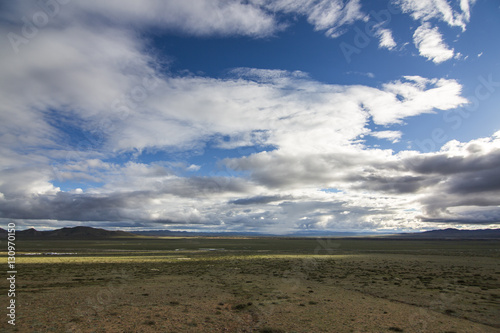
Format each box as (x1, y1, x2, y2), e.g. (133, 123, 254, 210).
(1, 238, 499, 332)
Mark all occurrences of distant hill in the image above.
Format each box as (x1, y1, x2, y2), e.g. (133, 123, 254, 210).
(131, 229, 382, 237)
(131, 228, 500, 239)
(2, 226, 499, 240)
(130, 229, 269, 237)
(12, 226, 137, 239)
(387, 228, 500, 239)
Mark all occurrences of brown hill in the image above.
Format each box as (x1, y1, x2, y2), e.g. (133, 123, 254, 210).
(15, 226, 137, 239)
(388, 228, 500, 239)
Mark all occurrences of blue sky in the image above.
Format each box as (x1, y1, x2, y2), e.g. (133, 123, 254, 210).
(1, 0, 500, 233)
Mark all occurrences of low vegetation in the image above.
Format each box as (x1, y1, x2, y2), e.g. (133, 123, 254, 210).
(1, 237, 499, 332)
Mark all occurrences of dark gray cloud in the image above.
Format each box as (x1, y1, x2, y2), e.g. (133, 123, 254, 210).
(230, 194, 293, 205)
(0, 191, 139, 221)
(224, 151, 376, 188)
(402, 149, 500, 176)
(419, 205, 500, 224)
(223, 134, 500, 227)
(419, 216, 500, 224)
(348, 174, 434, 194)
(399, 146, 500, 224)
(0, 175, 252, 222)
(444, 167, 500, 195)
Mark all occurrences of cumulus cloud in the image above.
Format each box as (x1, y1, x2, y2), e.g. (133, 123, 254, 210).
(0, 21, 468, 231)
(224, 147, 395, 189)
(361, 76, 467, 125)
(39, 69, 459, 154)
(0, 0, 373, 159)
(0, 159, 258, 225)
(391, 133, 500, 224)
(223, 131, 500, 227)
(0, 0, 496, 233)
(3, 133, 500, 230)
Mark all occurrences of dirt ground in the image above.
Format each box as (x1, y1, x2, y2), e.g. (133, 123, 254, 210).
(2, 250, 499, 333)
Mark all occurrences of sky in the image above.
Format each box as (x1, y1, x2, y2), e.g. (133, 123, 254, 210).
(1, 0, 500, 234)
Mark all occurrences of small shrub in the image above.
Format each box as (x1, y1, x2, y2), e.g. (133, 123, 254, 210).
(232, 303, 248, 310)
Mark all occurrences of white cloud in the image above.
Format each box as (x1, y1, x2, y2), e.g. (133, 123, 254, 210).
(359, 76, 467, 125)
(256, 0, 367, 37)
(75, 0, 279, 38)
(376, 28, 397, 50)
(370, 130, 402, 143)
(459, 0, 476, 23)
(392, 0, 478, 63)
(401, 132, 500, 224)
(1, 0, 367, 42)
(1, 0, 496, 233)
(413, 23, 455, 63)
(394, 0, 476, 30)
(187, 164, 201, 172)
(0, 1, 374, 165)
(0, 16, 466, 203)
(111, 71, 465, 153)
(222, 132, 500, 229)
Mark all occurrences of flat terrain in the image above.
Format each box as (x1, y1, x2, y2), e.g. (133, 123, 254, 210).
(1, 238, 499, 332)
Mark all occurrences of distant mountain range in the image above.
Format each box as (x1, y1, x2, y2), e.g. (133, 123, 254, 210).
(0, 226, 499, 240)
(130, 230, 384, 237)
(386, 228, 500, 239)
(0, 226, 136, 239)
(130, 229, 267, 237)
(133, 228, 500, 239)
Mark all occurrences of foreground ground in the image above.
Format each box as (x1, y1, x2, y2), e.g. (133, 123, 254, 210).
(1, 238, 499, 332)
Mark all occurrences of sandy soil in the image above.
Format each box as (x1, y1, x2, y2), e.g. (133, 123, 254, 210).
(2, 253, 499, 332)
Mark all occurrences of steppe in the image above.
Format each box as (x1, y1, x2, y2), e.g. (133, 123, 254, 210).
(2, 237, 499, 332)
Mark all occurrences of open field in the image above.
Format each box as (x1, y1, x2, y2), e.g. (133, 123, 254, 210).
(2, 238, 500, 332)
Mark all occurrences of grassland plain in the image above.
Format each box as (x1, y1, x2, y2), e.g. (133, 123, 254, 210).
(1, 238, 499, 332)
